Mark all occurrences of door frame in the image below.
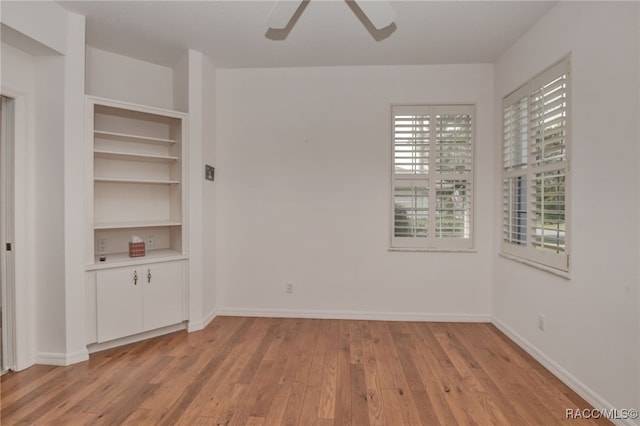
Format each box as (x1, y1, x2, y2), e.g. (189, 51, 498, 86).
(1, 95, 16, 372)
(1, 85, 33, 372)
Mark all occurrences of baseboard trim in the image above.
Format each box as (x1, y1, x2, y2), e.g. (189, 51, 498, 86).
(35, 349, 89, 366)
(217, 307, 490, 323)
(188, 309, 218, 332)
(492, 317, 637, 426)
(87, 323, 187, 354)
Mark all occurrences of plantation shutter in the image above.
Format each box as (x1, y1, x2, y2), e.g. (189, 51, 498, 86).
(502, 85, 529, 249)
(392, 105, 474, 250)
(434, 110, 473, 241)
(529, 60, 569, 270)
(501, 57, 570, 271)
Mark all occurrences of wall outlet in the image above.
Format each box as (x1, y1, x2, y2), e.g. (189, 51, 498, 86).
(98, 239, 108, 253)
(286, 282, 293, 294)
(146, 235, 155, 249)
(538, 314, 545, 331)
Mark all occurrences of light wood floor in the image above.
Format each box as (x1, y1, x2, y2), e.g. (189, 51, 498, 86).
(1, 317, 609, 425)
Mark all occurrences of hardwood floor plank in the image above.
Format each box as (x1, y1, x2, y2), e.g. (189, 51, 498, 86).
(456, 323, 569, 425)
(122, 408, 153, 425)
(213, 383, 247, 426)
(250, 319, 304, 418)
(0, 365, 57, 398)
(407, 323, 459, 426)
(227, 360, 274, 426)
(237, 322, 279, 384)
(318, 320, 340, 420)
(1, 318, 612, 426)
(245, 416, 265, 426)
(452, 323, 544, 424)
(434, 325, 513, 425)
(348, 321, 364, 365)
(262, 383, 291, 425)
(380, 388, 412, 426)
(432, 326, 510, 425)
(281, 320, 319, 425)
(194, 320, 274, 419)
(349, 363, 369, 426)
(307, 320, 330, 388)
(298, 385, 322, 426)
(359, 322, 386, 426)
(164, 318, 257, 425)
(389, 326, 440, 425)
(333, 321, 352, 425)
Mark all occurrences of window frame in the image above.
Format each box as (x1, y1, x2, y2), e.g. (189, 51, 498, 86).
(390, 103, 476, 251)
(501, 56, 571, 273)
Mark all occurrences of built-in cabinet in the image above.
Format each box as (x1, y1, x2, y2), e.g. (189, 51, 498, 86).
(96, 261, 185, 343)
(85, 97, 189, 347)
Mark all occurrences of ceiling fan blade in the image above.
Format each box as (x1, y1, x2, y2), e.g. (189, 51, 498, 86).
(265, 0, 306, 29)
(351, 0, 396, 30)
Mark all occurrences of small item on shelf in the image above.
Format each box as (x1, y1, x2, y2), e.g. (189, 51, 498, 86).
(99, 256, 106, 262)
(128, 235, 146, 257)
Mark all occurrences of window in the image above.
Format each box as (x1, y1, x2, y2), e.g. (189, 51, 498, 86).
(502, 57, 570, 271)
(391, 104, 474, 250)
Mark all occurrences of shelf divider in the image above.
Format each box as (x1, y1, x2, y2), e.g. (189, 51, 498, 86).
(94, 130, 176, 145)
(94, 150, 178, 163)
(94, 177, 180, 185)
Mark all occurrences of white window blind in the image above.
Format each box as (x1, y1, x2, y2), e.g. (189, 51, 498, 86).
(502, 57, 570, 271)
(392, 104, 474, 250)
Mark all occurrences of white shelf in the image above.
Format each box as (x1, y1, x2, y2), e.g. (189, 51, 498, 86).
(94, 177, 180, 185)
(94, 130, 175, 145)
(87, 249, 186, 271)
(94, 221, 182, 230)
(94, 150, 178, 163)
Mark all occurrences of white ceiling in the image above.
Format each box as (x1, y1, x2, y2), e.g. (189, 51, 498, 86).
(57, 0, 556, 68)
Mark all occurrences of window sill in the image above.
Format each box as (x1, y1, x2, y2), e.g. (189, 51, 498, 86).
(389, 248, 477, 253)
(499, 252, 571, 280)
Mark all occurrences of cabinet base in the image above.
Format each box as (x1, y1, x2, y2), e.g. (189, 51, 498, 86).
(87, 322, 187, 354)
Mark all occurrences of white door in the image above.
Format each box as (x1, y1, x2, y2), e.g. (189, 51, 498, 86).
(143, 261, 184, 331)
(96, 266, 144, 342)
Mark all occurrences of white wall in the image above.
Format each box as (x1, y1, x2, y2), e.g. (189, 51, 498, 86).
(172, 51, 188, 113)
(33, 54, 66, 357)
(493, 1, 639, 416)
(202, 54, 217, 320)
(216, 64, 494, 319)
(62, 11, 88, 364)
(173, 49, 217, 328)
(185, 50, 205, 329)
(86, 47, 173, 110)
(1, 0, 67, 55)
(175, 50, 217, 329)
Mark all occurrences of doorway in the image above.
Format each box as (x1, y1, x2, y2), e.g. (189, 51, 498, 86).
(1, 95, 16, 374)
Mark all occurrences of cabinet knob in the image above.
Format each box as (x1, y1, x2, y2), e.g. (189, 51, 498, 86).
(147, 269, 152, 283)
(133, 270, 138, 285)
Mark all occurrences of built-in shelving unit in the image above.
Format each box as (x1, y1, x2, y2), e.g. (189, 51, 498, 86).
(85, 97, 189, 347)
(86, 97, 188, 269)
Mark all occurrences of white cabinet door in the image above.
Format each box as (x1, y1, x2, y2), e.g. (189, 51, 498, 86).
(142, 261, 184, 332)
(96, 267, 143, 343)
(95, 261, 185, 343)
